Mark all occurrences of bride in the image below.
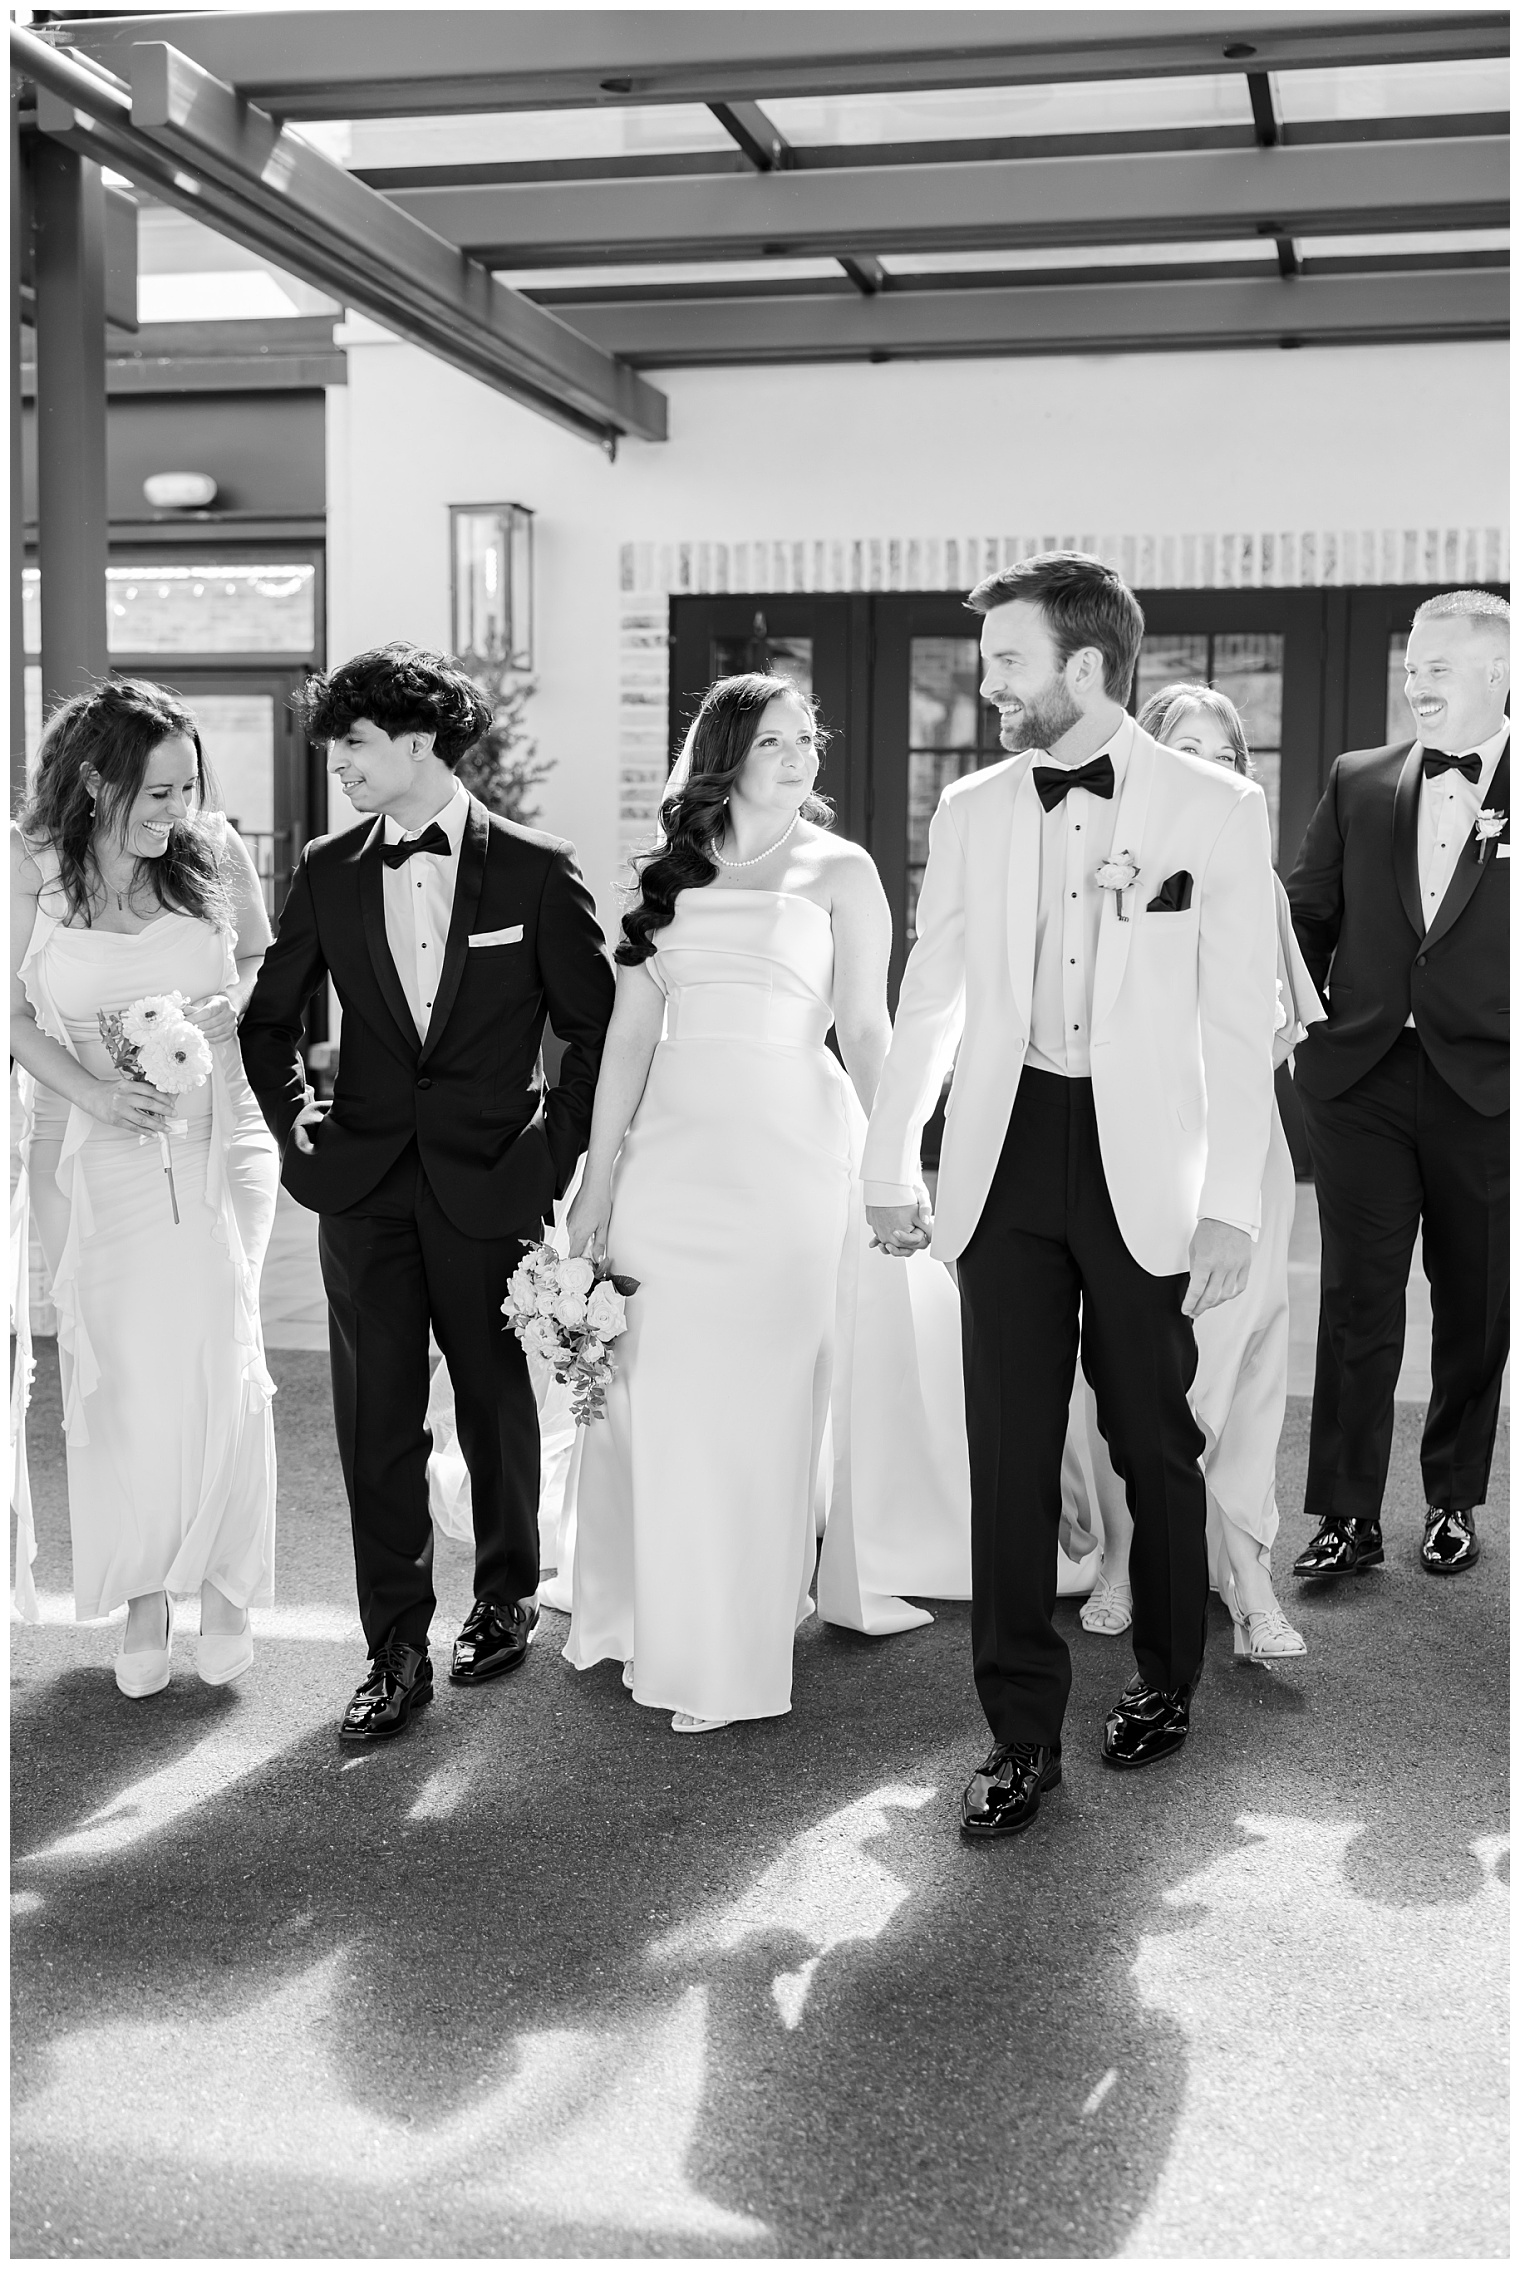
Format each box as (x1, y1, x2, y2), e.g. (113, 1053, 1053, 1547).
(562, 673, 965, 1731)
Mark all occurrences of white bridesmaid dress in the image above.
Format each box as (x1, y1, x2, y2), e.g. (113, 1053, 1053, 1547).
(11, 828, 279, 1623)
(563, 888, 971, 1724)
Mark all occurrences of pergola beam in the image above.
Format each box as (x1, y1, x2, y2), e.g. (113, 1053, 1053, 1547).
(391, 139, 1508, 267)
(54, 11, 1510, 119)
(557, 267, 1509, 363)
(13, 26, 667, 448)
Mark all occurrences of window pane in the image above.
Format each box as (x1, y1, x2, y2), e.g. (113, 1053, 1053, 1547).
(764, 76, 1252, 147)
(108, 565, 316, 655)
(1388, 633, 1416, 742)
(24, 565, 316, 656)
(1134, 635, 1210, 716)
(194, 693, 280, 914)
(710, 634, 813, 698)
(1277, 59, 1509, 122)
(1211, 633, 1284, 754)
(910, 636, 982, 748)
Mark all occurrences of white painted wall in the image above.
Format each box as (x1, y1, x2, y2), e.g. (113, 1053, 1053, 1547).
(328, 333, 1508, 924)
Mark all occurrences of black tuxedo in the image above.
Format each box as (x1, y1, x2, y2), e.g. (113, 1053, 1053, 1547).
(1290, 739, 1508, 1118)
(1286, 737, 1509, 1524)
(241, 796, 615, 1653)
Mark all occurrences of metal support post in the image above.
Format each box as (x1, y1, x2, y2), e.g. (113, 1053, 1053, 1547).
(32, 137, 109, 720)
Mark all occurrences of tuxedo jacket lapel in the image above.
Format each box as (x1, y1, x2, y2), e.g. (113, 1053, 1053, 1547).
(1004, 763, 1040, 1038)
(418, 797, 489, 1067)
(1092, 723, 1154, 1038)
(1423, 740, 1509, 953)
(1391, 744, 1424, 939)
(358, 819, 421, 1059)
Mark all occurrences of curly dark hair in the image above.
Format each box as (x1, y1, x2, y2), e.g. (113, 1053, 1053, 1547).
(967, 550, 1146, 703)
(298, 643, 491, 768)
(17, 677, 231, 931)
(617, 673, 832, 966)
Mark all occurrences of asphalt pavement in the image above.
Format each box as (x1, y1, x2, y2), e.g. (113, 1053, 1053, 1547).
(10, 1345, 1509, 2260)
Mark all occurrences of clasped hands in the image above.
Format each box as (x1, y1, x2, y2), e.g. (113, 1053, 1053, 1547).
(865, 1199, 1252, 1317)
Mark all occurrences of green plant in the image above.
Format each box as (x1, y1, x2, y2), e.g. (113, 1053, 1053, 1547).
(455, 670, 555, 825)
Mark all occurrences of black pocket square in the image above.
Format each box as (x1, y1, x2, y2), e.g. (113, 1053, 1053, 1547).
(1146, 871, 1193, 913)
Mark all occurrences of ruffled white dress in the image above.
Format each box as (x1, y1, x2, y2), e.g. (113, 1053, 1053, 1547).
(11, 827, 279, 1622)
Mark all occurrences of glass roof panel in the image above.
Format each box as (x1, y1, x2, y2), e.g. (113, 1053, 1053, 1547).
(304, 107, 734, 170)
(879, 243, 1272, 276)
(1276, 59, 1509, 121)
(497, 259, 846, 290)
(1306, 228, 1509, 258)
(761, 77, 1252, 146)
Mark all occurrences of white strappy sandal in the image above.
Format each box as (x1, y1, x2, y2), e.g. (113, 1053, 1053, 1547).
(1079, 1576, 1134, 1636)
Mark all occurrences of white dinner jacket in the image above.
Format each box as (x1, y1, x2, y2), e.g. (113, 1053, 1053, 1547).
(863, 714, 1279, 1276)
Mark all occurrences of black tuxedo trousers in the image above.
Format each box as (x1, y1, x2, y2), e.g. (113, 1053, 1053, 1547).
(1299, 1032, 1508, 1522)
(957, 1069, 1209, 1749)
(319, 1144, 541, 1654)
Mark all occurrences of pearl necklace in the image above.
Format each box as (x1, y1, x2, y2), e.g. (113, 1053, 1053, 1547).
(713, 810, 801, 870)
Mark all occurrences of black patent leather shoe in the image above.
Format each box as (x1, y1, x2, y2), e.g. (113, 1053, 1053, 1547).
(1292, 1516, 1384, 1579)
(1421, 1506, 1479, 1576)
(959, 1742, 1062, 1839)
(339, 1638, 433, 1744)
(450, 1597, 539, 1685)
(1101, 1674, 1193, 1771)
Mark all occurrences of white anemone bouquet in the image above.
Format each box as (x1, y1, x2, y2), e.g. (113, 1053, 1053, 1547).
(502, 1243, 639, 1425)
(97, 990, 213, 1224)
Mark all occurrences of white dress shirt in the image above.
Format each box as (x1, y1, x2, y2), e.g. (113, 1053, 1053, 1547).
(1414, 722, 1508, 927)
(1405, 722, 1507, 1029)
(1023, 734, 1126, 1079)
(382, 779, 469, 1040)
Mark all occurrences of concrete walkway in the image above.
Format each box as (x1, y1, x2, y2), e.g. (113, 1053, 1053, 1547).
(10, 1358, 1508, 2258)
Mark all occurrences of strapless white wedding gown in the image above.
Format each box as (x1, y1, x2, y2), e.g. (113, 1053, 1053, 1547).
(563, 888, 971, 1723)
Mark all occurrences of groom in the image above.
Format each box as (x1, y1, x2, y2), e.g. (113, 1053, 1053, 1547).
(864, 553, 1278, 1838)
(241, 644, 614, 1743)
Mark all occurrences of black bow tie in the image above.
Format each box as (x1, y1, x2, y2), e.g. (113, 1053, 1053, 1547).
(381, 821, 451, 869)
(1032, 753, 1115, 811)
(1422, 750, 1484, 785)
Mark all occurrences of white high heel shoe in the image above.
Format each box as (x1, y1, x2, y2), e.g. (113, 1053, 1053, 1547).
(197, 1616, 254, 1687)
(671, 1712, 731, 1734)
(622, 1660, 635, 1692)
(115, 1594, 172, 1699)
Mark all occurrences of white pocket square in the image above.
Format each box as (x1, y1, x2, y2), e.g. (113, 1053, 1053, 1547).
(1498, 844, 1511, 861)
(468, 925, 524, 947)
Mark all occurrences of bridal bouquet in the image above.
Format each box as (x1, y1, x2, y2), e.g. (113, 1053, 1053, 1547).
(97, 991, 213, 1225)
(502, 1243, 639, 1425)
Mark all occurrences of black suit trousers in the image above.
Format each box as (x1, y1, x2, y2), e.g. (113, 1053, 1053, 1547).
(317, 1145, 542, 1655)
(957, 1070, 1209, 1749)
(1299, 1031, 1509, 1522)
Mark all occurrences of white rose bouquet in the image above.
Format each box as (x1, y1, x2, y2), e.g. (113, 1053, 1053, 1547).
(97, 990, 213, 1224)
(502, 1241, 639, 1425)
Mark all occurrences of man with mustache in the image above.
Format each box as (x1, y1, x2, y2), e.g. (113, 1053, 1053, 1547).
(864, 552, 1279, 1838)
(1288, 591, 1509, 1585)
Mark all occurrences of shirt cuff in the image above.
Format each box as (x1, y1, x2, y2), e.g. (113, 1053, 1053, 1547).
(1206, 1213, 1260, 1244)
(864, 1181, 919, 1209)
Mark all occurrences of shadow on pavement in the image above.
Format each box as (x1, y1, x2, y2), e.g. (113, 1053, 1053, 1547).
(10, 1347, 1509, 2259)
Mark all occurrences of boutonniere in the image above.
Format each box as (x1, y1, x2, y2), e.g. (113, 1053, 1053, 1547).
(1095, 851, 1140, 922)
(1474, 809, 1507, 866)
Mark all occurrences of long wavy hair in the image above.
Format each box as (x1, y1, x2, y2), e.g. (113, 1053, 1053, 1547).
(1138, 681, 1253, 776)
(617, 673, 833, 964)
(17, 677, 231, 929)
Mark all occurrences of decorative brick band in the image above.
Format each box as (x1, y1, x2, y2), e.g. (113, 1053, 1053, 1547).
(615, 525, 1509, 864)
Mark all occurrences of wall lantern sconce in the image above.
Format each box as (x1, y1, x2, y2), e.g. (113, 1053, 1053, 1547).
(451, 502, 534, 677)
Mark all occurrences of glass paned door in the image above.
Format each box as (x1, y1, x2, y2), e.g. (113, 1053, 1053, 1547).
(1135, 629, 1285, 860)
(906, 635, 1002, 939)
